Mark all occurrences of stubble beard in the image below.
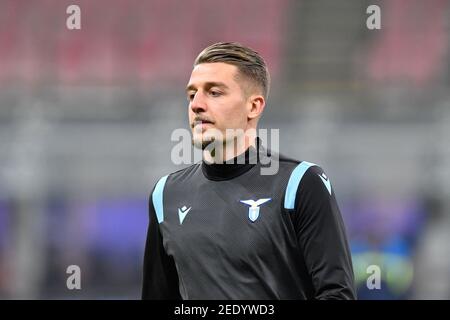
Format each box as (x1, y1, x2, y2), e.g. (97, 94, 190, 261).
(192, 135, 216, 150)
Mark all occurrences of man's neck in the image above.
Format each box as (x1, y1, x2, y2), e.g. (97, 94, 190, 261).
(203, 132, 257, 164)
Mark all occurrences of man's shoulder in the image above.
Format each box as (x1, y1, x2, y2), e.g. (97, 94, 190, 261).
(266, 149, 306, 170)
(274, 151, 323, 169)
(273, 151, 301, 166)
(169, 162, 202, 178)
(269, 151, 328, 180)
(152, 163, 201, 187)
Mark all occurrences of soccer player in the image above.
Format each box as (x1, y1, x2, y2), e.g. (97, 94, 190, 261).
(142, 42, 356, 300)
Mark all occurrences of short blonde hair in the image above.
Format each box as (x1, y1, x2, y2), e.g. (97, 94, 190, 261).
(194, 42, 270, 99)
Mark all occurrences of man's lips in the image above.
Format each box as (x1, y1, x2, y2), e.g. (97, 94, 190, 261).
(191, 120, 214, 128)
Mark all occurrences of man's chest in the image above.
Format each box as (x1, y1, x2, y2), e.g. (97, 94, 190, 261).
(159, 175, 295, 260)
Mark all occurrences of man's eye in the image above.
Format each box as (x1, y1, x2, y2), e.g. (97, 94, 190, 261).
(187, 93, 195, 101)
(210, 91, 221, 97)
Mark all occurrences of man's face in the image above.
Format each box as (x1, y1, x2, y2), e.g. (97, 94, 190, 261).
(186, 62, 250, 149)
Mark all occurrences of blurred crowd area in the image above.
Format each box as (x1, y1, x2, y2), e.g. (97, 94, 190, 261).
(1, 0, 450, 299)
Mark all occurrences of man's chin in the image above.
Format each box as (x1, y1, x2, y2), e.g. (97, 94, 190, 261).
(192, 137, 216, 150)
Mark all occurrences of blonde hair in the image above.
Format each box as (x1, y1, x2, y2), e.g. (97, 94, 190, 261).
(194, 42, 270, 99)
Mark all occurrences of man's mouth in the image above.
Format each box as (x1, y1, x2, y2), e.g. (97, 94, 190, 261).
(192, 119, 214, 128)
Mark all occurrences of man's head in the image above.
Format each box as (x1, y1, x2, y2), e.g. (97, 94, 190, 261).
(186, 42, 270, 150)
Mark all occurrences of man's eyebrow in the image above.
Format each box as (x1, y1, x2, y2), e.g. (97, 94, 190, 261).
(185, 82, 229, 93)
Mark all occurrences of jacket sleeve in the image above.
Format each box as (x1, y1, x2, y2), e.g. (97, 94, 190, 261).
(294, 165, 356, 300)
(142, 185, 181, 300)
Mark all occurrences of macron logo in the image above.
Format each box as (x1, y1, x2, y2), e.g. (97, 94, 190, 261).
(178, 206, 191, 224)
(318, 173, 332, 195)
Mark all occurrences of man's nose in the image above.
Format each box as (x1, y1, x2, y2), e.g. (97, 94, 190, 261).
(190, 92, 207, 113)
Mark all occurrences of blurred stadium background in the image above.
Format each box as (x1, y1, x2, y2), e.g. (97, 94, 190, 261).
(0, 0, 449, 299)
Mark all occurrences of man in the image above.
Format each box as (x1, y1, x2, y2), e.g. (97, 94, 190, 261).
(142, 42, 356, 300)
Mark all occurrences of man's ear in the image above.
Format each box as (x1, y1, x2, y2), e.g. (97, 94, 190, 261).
(247, 95, 265, 120)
